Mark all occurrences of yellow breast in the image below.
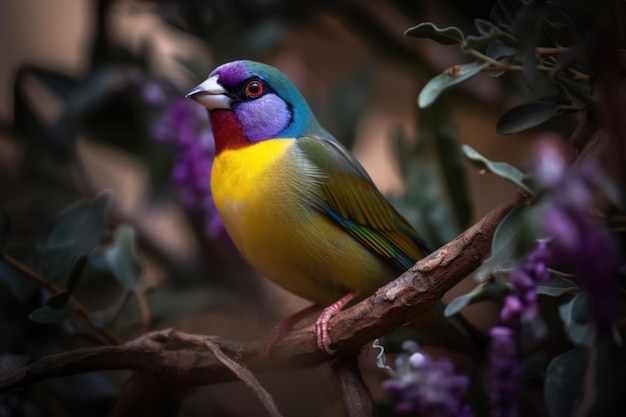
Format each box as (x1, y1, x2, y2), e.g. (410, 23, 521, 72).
(211, 139, 394, 306)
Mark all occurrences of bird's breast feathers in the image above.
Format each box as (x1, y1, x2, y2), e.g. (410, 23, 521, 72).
(210, 138, 393, 305)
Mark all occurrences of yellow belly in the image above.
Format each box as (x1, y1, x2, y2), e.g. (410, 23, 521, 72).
(210, 139, 394, 306)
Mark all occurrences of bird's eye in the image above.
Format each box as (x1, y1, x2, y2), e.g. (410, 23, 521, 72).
(245, 80, 264, 98)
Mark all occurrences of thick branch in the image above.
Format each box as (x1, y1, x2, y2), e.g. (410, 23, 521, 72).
(0, 191, 528, 393)
(331, 356, 377, 417)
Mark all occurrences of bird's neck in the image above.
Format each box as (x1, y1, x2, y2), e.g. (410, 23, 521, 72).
(210, 110, 251, 154)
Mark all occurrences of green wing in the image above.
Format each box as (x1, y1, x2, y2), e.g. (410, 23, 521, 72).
(296, 136, 429, 272)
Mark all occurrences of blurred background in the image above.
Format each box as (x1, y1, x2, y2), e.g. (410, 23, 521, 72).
(0, 0, 571, 416)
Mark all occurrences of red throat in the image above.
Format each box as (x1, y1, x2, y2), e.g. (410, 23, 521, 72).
(209, 110, 250, 154)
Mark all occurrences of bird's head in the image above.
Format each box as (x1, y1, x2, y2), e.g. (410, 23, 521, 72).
(187, 60, 321, 153)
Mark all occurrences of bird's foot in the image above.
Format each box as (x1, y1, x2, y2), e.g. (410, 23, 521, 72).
(315, 292, 356, 355)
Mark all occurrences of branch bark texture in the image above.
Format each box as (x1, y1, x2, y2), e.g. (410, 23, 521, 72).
(0, 191, 528, 395)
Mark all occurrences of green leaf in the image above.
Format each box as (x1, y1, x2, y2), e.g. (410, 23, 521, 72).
(89, 289, 131, 326)
(559, 292, 595, 347)
(47, 255, 88, 309)
(29, 302, 75, 324)
(391, 99, 472, 247)
(42, 193, 110, 279)
(474, 18, 496, 36)
(465, 19, 518, 50)
(90, 224, 142, 291)
(545, 348, 587, 417)
(475, 204, 539, 280)
(404, 22, 465, 45)
(444, 277, 510, 316)
(419, 61, 488, 108)
(486, 39, 518, 60)
(464, 34, 499, 50)
(496, 102, 568, 134)
(461, 144, 534, 194)
(536, 274, 578, 297)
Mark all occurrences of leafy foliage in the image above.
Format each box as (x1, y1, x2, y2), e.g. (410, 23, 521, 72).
(2, 0, 626, 417)
(406, 0, 590, 133)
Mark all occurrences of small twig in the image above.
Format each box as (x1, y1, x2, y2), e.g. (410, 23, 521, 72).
(204, 338, 284, 417)
(1, 254, 122, 345)
(466, 48, 591, 83)
(537, 46, 571, 56)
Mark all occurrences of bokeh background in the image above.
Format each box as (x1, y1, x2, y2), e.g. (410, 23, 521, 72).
(0, 1, 576, 416)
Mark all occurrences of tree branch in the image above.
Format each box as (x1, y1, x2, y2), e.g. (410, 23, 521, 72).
(0, 191, 528, 395)
(331, 356, 377, 417)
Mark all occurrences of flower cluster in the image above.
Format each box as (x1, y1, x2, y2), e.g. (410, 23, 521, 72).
(489, 241, 551, 417)
(487, 135, 623, 417)
(534, 137, 621, 334)
(382, 341, 473, 417)
(146, 80, 226, 240)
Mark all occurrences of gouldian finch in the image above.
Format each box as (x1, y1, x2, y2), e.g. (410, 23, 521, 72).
(187, 60, 450, 355)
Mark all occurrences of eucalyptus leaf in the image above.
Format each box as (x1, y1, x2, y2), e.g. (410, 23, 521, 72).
(475, 204, 538, 280)
(89, 289, 131, 326)
(42, 193, 111, 279)
(536, 274, 578, 297)
(486, 39, 518, 60)
(465, 20, 518, 51)
(29, 302, 75, 324)
(544, 348, 587, 417)
(461, 144, 534, 194)
(404, 22, 465, 45)
(559, 292, 595, 347)
(474, 18, 496, 36)
(90, 224, 142, 291)
(464, 34, 498, 50)
(46, 289, 73, 310)
(496, 101, 565, 134)
(444, 277, 510, 316)
(419, 61, 488, 108)
(47, 255, 88, 309)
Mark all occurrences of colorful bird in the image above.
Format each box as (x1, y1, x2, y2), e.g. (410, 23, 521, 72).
(187, 60, 455, 355)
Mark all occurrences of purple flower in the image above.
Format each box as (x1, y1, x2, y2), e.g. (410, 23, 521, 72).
(488, 241, 552, 417)
(149, 85, 226, 240)
(382, 341, 473, 417)
(533, 137, 621, 334)
(488, 327, 520, 417)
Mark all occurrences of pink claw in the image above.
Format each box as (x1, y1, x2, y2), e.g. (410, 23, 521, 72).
(315, 292, 356, 355)
(261, 292, 356, 358)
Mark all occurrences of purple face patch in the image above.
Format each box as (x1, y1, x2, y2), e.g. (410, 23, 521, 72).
(234, 93, 291, 142)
